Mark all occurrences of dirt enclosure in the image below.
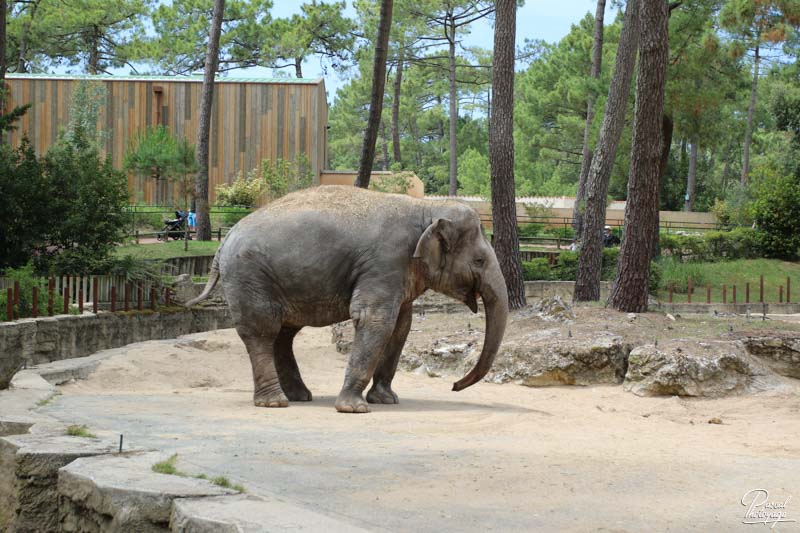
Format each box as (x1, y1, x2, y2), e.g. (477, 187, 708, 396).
(42, 305, 800, 532)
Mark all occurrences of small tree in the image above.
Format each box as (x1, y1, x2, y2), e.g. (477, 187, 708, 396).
(752, 174, 800, 259)
(124, 126, 198, 209)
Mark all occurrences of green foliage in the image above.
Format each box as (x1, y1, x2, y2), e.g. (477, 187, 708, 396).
(125, 126, 198, 208)
(66, 425, 96, 438)
(0, 140, 49, 270)
(41, 137, 129, 275)
(0, 264, 67, 321)
(261, 155, 313, 201)
(751, 174, 800, 259)
(132, 0, 274, 74)
(215, 169, 265, 207)
(658, 258, 709, 293)
(521, 259, 552, 281)
(659, 228, 761, 262)
(0, 103, 32, 136)
(457, 148, 490, 197)
(368, 172, 413, 194)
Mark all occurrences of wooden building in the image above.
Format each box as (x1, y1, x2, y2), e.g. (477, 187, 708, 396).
(2, 73, 329, 204)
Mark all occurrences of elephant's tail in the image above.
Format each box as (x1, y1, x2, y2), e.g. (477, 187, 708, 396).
(184, 244, 222, 307)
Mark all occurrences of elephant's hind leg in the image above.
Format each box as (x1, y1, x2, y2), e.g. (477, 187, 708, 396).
(237, 322, 288, 408)
(275, 327, 312, 402)
(367, 302, 412, 405)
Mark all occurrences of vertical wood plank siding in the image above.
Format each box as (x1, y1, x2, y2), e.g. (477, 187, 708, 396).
(2, 75, 328, 204)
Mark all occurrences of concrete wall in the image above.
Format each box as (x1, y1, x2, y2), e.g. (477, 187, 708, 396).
(0, 308, 232, 389)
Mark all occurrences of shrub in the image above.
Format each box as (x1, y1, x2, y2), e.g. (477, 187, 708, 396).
(518, 223, 547, 238)
(553, 251, 579, 280)
(658, 258, 708, 293)
(0, 264, 67, 321)
(522, 259, 552, 281)
(752, 174, 800, 260)
(601, 248, 620, 281)
(215, 169, 265, 207)
(262, 154, 313, 201)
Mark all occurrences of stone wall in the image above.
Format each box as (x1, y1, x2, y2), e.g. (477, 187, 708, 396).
(1, 307, 232, 390)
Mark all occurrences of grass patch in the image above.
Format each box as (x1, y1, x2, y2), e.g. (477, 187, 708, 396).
(114, 240, 220, 261)
(657, 258, 800, 303)
(151, 455, 244, 492)
(36, 391, 61, 407)
(66, 425, 96, 438)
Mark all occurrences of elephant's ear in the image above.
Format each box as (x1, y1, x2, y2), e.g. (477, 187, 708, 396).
(413, 218, 457, 271)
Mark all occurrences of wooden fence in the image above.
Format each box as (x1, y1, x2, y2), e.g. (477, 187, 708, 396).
(1, 275, 173, 321)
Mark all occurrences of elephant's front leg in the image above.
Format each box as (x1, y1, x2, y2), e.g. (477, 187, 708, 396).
(367, 302, 412, 405)
(336, 304, 399, 413)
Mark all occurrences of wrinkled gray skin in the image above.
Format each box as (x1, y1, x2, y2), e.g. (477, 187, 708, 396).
(188, 186, 509, 413)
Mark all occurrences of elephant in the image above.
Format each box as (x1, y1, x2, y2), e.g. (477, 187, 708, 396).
(187, 185, 509, 413)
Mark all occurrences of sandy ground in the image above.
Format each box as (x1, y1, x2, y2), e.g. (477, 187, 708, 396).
(44, 311, 800, 532)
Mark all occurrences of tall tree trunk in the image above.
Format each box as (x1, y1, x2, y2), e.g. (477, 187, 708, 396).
(194, 0, 225, 241)
(16, 0, 39, 73)
(380, 119, 390, 170)
(741, 43, 759, 185)
(609, 0, 668, 313)
(88, 26, 100, 74)
(0, 0, 6, 108)
(355, 0, 393, 189)
(490, 0, 525, 310)
(447, 14, 458, 196)
(573, 0, 640, 302)
(391, 47, 404, 166)
(295, 59, 303, 78)
(652, 113, 673, 260)
(683, 139, 698, 211)
(573, 0, 607, 235)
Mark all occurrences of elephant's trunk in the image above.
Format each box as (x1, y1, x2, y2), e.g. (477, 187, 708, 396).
(452, 261, 509, 392)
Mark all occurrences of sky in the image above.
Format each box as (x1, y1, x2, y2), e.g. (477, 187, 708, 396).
(241, 1, 622, 101)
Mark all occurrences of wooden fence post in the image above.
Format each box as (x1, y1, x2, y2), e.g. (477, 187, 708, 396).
(92, 278, 99, 314)
(780, 285, 784, 303)
(63, 287, 70, 314)
(124, 284, 130, 312)
(32, 287, 38, 318)
(723, 285, 727, 304)
(218, 227, 222, 241)
(78, 289, 84, 314)
(111, 286, 116, 313)
(746, 283, 750, 304)
(150, 288, 157, 311)
(668, 284, 673, 304)
(788, 277, 791, 303)
(13, 281, 20, 319)
(687, 277, 692, 304)
(137, 285, 143, 311)
(759, 274, 764, 303)
(165, 288, 171, 307)
(706, 286, 711, 304)
(732, 285, 737, 304)
(48, 277, 54, 316)
(6, 288, 12, 321)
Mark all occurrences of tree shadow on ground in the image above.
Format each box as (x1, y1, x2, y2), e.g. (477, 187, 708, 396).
(300, 395, 552, 416)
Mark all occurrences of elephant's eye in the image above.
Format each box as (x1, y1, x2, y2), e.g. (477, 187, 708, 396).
(473, 257, 486, 267)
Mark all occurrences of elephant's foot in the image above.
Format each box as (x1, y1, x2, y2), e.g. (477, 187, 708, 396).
(253, 390, 289, 408)
(284, 385, 313, 402)
(335, 390, 370, 413)
(366, 383, 399, 404)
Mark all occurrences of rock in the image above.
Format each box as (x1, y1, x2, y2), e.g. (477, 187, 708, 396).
(491, 335, 631, 386)
(401, 331, 631, 387)
(0, 350, 24, 391)
(0, 431, 117, 532)
(624, 339, 770, 397)
(627, 313, 637, 322)
(531, 296, 576, 323)
(58, 451, 233, 532)
(740, 335, 800, 379)
(331, 321, 353, 354)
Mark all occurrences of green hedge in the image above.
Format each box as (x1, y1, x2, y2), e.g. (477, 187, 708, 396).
(522, 248, 660, 294)
(659, 227, 761, 262)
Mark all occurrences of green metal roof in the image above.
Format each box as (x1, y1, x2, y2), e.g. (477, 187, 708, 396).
(6, 73, 323, 85)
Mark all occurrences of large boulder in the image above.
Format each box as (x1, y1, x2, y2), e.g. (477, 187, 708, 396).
(624, 339, 771, 397)
(740, 335, 800, 379)
(401, 330, 632, 387)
